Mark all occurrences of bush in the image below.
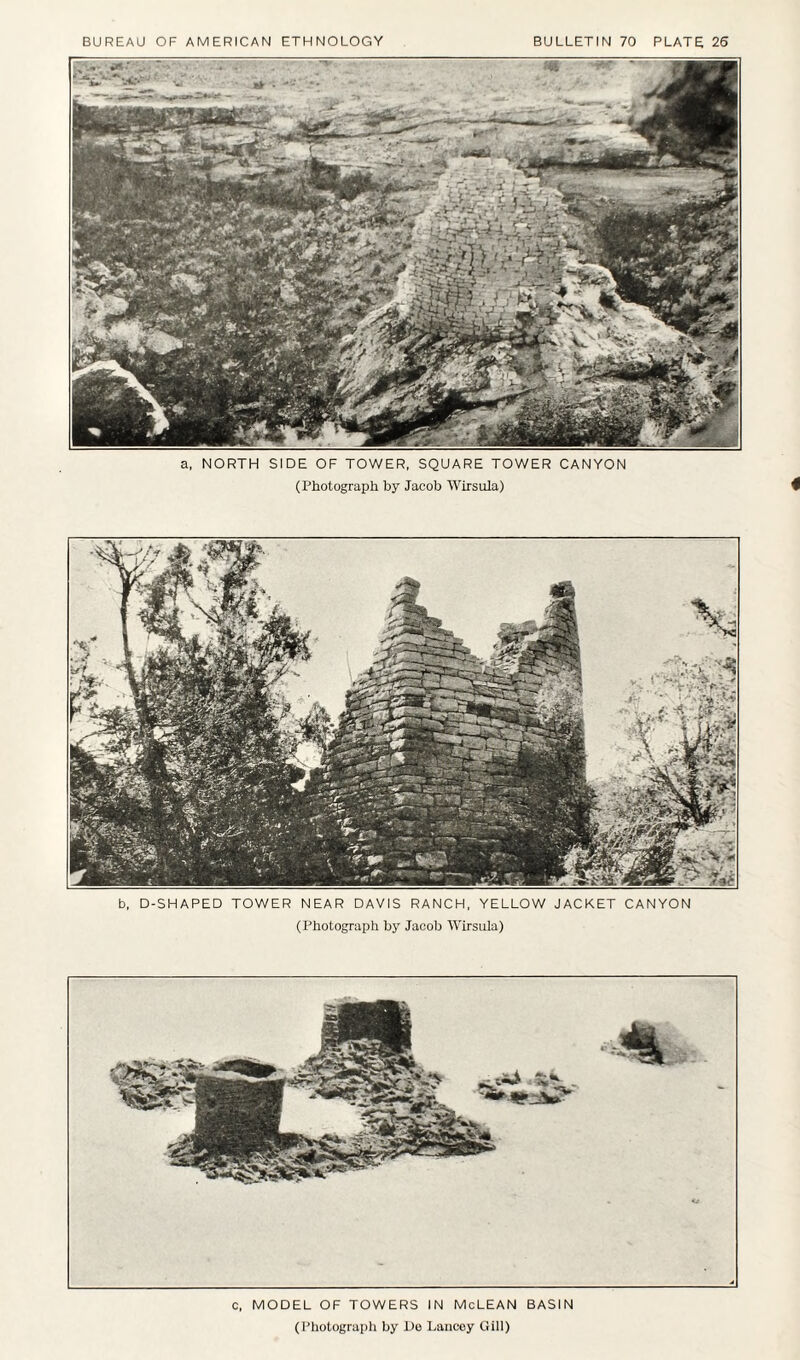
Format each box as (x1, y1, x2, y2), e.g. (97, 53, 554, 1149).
(478, 384, 647, 447)
(339, 169, 374, 200)
(671, 815, 735, 886)
(72, 145, 341, 443)
(595, 195, 738, 343)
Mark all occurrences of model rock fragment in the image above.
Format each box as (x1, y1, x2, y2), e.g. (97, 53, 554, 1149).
(602, 1019, 706, 1065)
(110, 1057, 202, 1110)
(477, 1068, 577, 1104)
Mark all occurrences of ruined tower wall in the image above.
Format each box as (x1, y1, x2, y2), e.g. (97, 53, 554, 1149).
(396, 157, 567, 341)
(321, 999, 413, 1052)
(317, 577, 585, 885)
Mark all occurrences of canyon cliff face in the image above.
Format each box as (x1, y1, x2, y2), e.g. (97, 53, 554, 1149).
(73, 60, 654, 186)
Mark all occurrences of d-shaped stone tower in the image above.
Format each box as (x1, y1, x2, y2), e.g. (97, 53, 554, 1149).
(396, 156, 568, 341)
(316, 577, 587, 885)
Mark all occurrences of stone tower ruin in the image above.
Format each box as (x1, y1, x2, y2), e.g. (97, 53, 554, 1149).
(321, 998, 412, 1052)
(315, 577, 587, 885)
(396, 156, 567, 341)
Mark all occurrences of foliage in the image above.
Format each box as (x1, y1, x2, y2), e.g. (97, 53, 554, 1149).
(505, 673, 590, 881)
(671, 812, 736, 886)
(560, 775, 680, 887)
(70, 743, 159, 885)
(72, 147, 406, 445)
(690, 594, 736, 640)
(70, 540, 331, 885)
(594, 190, 739, 391)
(301, 701, 334, 755)
(477, 384, 648, 448)
(621, 654, 735, 829)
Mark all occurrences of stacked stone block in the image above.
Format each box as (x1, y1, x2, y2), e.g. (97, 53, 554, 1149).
(397, 156, 567, 340)
(317, 576, 585, 885)
(320, 998, 412, 1052)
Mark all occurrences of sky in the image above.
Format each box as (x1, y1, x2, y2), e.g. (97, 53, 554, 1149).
(69, 537, 737, 780)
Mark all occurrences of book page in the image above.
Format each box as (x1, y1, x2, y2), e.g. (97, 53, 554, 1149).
(1, 1, 797, 1356)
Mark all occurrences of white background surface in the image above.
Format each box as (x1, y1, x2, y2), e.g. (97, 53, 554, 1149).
(69, 976, 736, 1288)
(1, 1, 798, 1357)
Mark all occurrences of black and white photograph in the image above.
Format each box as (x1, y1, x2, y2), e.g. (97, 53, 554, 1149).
(4, 0, 800, 1353)
(71, 58, 739, 450)
(67, 974, 737, 1289)
(69, 537, 738, 889)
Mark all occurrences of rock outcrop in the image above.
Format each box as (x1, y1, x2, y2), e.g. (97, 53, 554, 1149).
(73, 58, 654, 188)
(71, 359, 169, 445)
(477, 1069, 577, 1104)
(336, 158, 718, 444)
(336, 304, 531, 439)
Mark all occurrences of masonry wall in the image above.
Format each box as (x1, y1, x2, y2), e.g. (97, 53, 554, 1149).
(194, 1059, 285, 1153)
(316, 576, 586, 885)
(397, 157, 567, 341)
(321, 999, 413, 1052)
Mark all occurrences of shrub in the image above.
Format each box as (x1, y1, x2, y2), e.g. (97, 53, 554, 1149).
(72, 145, 341, 443)
(339, 169, 374, 200)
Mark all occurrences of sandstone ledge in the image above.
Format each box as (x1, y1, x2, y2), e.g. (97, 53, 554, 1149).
(335, 262, 717, 445)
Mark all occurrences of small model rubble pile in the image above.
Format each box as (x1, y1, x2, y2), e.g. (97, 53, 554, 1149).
(476, 1068, 577, 1104)
(292, 1037, 492, 1156)
(109, 1057, 203, 1110)
(111, 1038, 493, 1183)
(601, 1019, 706, 1066)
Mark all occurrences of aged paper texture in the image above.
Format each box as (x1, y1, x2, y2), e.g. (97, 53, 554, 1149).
(1, 0, 798, 1356)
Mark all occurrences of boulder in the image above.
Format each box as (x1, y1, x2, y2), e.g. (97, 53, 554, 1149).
(169, 272, 206, 297)
(145, 328, 183, 356)
(336, 302, 531, 439)
(630, 61, 738, 159)
(541, 262, 712, 385)
(477, 1068, 577, 1103)
(71, 360, 169, 445)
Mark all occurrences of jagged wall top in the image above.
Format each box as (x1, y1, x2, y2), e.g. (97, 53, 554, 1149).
(381, 576, 581, 688)
(396, 156, 567, 341)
